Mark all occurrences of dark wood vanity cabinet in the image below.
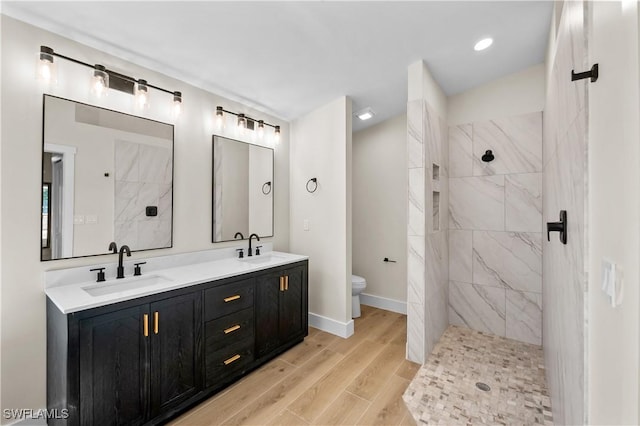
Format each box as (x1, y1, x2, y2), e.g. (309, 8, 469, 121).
(255, 264, 308, 358)
(48, 260, 308, 426)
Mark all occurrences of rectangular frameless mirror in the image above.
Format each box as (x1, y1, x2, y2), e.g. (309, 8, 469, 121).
(41, 95, 174, 261)
(212, 135, 274, 242)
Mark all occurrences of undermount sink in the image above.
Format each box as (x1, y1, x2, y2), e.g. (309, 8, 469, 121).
(82, 275, 172, 297)
(238, 253, 287, 264)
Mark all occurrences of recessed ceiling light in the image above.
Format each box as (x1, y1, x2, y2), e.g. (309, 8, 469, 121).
(474, 37, 493, 51)
(355, 107, 375, 121)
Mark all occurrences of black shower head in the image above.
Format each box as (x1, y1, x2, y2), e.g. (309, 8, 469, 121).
(481, 150, 495, 162)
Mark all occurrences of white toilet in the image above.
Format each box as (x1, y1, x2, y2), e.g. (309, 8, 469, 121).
(351, 274, 367, 318)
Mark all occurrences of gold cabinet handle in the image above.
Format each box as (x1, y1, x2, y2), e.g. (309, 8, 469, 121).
(279, 276, 284, 292)
(224, 295, 241, 302)
(154, 312, 159, 334)
(224, 354, 241, 365)
(285, 275, 289, 291)
(224, 324, 241, 334)
(143, 314, 149, 337)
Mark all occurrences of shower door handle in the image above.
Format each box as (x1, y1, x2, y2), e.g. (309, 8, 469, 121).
(547, 210, 567, 245)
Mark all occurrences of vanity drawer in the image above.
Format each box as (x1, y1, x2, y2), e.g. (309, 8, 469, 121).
(205, 307, 254, 348)
(204, 279, 254, 321)
(205, 336, 254, 386)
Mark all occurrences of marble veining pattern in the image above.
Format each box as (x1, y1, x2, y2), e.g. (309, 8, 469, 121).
(449, 281, 506, 336)
(472, 112, 542, 176)
(408, 168, 425, 236)
(114, 140, 173, 250)
(448, 124, 473, 177)
(407, 100, 424, 168)
(403, 325, 553, 425)
(506, 173, 543, 232)
(542, 1, 588, 423)
(449, 230, 472, 283)
(449, 175, 505, 231)
(473, 231, 542, 293)
(506, 290, 542, 345)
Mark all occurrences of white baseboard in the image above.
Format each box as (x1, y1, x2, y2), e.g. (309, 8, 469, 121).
(308, 312, 354, 338)
(360, 293, 407, 315)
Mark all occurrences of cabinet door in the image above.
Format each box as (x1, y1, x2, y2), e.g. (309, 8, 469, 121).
(280, 265, 307, 342)
(150, 292, 202, 416)
(79, 305, 149, 426)
(255, 271, 281, 357)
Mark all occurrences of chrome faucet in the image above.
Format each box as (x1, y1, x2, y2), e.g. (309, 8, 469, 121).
(116, 245, 131, 279)
(248, 233, 260, 256)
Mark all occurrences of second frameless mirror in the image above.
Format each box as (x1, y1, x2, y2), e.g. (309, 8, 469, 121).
(212, 135, 274, 242)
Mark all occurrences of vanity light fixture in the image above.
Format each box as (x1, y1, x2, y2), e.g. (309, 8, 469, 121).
(237, 113, 247, 129)
(355, 107, 375, 121)
(274, 126, 281, 145)
(37, 46, 57, 84)
(35, 45, 182, 112)
(474, 37, 493, 51)
(216, 106, 281, 145)
(91, 64, 109, 97)
(257, 120, 265, 139)
(173, 91, 182, 118)
(215, 106, 225, 129)
(135, 79, 149, 109)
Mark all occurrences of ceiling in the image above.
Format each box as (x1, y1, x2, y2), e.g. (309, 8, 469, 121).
(2, 1, 553, 132)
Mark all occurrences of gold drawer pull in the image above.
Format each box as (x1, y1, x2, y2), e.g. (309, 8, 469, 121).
(224, 324, 241, 334)
(224, 354, 241, 365)
(224, 295, 241, 302)
(143, 314, 149, 337)
(285, 275, 289, 291)
(279, 276, 284, 292)
(154, 312, 159, 334)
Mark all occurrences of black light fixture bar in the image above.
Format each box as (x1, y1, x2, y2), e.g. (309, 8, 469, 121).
(40, 45, 179, 96)
(217, 107, 279, 130)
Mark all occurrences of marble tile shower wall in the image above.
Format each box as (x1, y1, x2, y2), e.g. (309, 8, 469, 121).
(114, 140, 173, 250)
(542, 0, 588, 424)
(448, 112, 543, 345)
(407, 99, 449, 364)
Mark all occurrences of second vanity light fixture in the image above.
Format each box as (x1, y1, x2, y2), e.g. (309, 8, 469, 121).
(216, 106, 281, 145)
(37, 45, 182, 116)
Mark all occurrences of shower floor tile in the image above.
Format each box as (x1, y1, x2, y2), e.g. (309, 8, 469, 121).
(403, 325, 553, 425)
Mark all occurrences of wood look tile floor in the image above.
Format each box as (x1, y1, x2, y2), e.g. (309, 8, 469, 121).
(171, 306, 419, 425)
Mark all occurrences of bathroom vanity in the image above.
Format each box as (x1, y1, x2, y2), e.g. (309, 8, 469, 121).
(46, 250, 308, 425)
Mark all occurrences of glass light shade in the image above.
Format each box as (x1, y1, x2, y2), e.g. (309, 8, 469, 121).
(36, 51, 57, 84)
(91, 65, 109, 98)
(215, 107, 224, 130)
(237, 114, 246, 129)
(135, 79, 149, 109)
(172, 91, 182, 118)
(273, 126, 281, 146)
(257, 120, 265, 139)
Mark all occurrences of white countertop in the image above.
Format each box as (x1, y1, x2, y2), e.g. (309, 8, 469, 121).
(46, 251, 308, 314)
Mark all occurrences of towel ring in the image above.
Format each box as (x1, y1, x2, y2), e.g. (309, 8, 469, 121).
(262, 181, 272, 195)
(306, 178, 318, 193)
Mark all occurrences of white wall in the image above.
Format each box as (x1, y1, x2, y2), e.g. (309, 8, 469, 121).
(587, 1, 640, 423)
(352, 113, 407, 305)
(447, 64, 545, 126)
(0, 15, 290, 417)
(289, 96, 352, 335)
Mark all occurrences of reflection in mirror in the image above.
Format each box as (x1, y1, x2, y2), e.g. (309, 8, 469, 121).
(212, 135, 274, 242)
(42, 95, 174, 261)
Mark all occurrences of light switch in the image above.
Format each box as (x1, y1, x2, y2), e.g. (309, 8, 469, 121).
(73, 215, 85, 225)
(601, 259, 624, 307)
(85, 215, 98, 224)
(303, 219, 309, 231)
